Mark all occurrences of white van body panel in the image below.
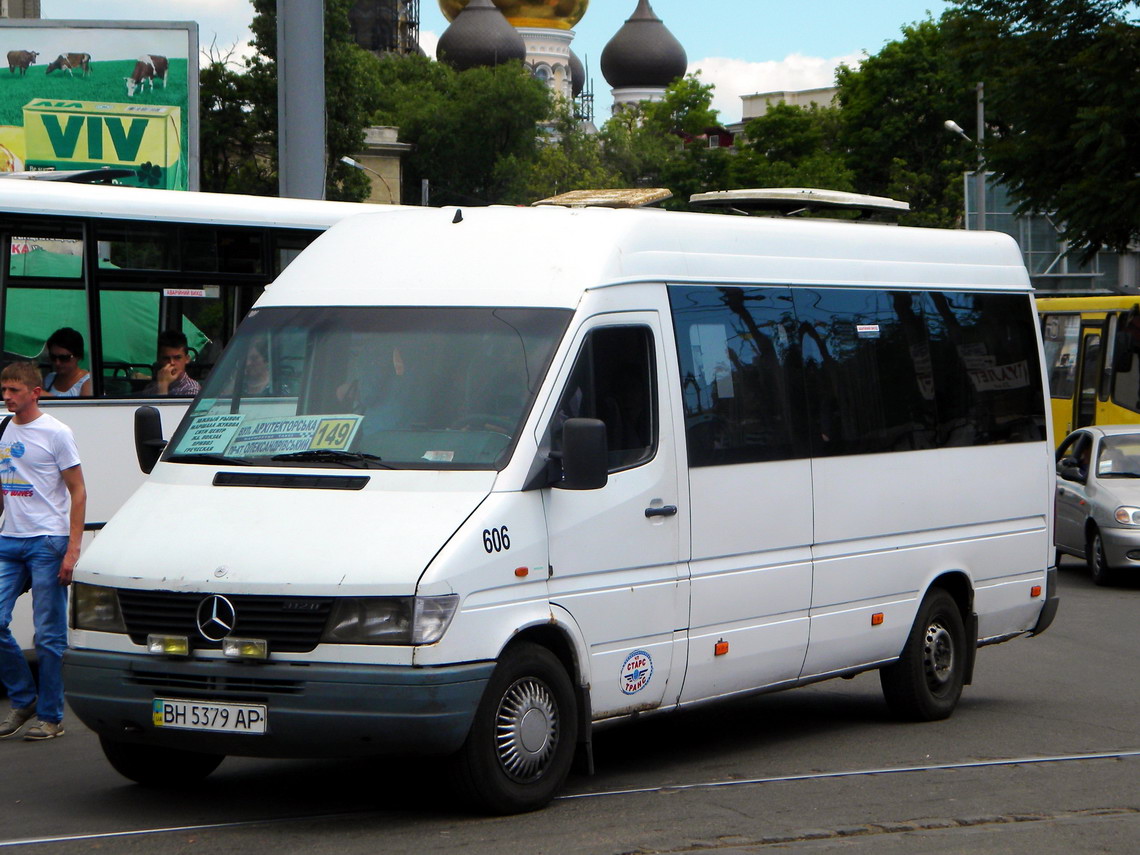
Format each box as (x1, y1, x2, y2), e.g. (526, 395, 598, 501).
(84, 466, 496, 596)
(680, 461, 814, 703)
(261, 206, 1033, 311)
(802, 443, 1051, 675)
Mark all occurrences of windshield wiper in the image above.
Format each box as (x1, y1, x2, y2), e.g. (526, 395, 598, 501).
(270, 449, 391, 469)
(165, 453, 251, 466)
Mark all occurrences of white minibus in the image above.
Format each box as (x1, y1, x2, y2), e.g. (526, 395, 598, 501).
(64, 202, 1059, 814)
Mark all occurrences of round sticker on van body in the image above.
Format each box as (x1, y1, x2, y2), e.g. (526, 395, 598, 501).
(620, 649, 653, 695)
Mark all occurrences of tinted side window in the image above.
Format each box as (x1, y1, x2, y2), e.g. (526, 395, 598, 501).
(671, 286, 1046, 465)
(926, 292, 1046, 446)
(552, 326, 656, 471)
(793, 289, 939, 456)
(670, 286, 808, 465)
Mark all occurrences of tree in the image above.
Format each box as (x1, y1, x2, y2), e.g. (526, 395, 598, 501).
(199, 51, 276, 195)
(948, 0, 1140, 255)
(370, 54, 552, 206)
(731, 103, 855, 195)
(199, 0, 382, 199)
(599, 74, 733, 210)
(836, 19, 979, 228)
(496, 105, 623, 204)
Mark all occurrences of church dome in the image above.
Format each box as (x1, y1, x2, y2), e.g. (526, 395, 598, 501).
(568, 49, 585, 98)
(600, 0, 687, 89)
(439, 0, 588, 31)
(437, 0, 527, 71)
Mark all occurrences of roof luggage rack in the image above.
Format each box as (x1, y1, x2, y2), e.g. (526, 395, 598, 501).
(532, 188, 673, 208)
(690, 187, 909, 220)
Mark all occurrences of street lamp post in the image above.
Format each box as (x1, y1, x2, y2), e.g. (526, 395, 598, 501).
(340, 155, 395, 204)
(944, 82, 986, 232)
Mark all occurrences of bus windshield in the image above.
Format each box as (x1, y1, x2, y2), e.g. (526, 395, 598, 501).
(164, 306, 571, 470)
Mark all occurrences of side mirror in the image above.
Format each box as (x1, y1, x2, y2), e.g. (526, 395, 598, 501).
(134, 406, 167, 474)
(1057, 457, 1084, 482)
(559, 418, 608, 490)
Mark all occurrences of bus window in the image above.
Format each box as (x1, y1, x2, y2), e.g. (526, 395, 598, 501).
(8, 234, 84, 279)
(1042, 313, 1080, 400)
(97, 287, 227, 396)
(1076, 332, 1102, 429)
(1, 284, 91, 387)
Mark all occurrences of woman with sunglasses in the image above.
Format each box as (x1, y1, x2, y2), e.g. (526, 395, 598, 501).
(41, 328, 92, 398)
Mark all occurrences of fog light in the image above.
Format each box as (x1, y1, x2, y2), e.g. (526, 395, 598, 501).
(1127, 550, 1140, 561)
(222, 637, 269, 660)
(147, 634, 190, 656)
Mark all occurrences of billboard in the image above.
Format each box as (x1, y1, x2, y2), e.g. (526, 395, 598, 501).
(0, 20, 198, 189)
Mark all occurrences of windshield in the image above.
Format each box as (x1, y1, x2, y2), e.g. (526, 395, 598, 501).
(1095, 435, 1140, 478)
(164, 306, 570, 469)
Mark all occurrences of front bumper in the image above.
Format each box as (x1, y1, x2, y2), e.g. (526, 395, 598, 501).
(64, 649, 494, 758)
(1097, 526, 1140, 572)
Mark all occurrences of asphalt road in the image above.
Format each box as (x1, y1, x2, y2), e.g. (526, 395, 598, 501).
(1, 557, 1137, 854)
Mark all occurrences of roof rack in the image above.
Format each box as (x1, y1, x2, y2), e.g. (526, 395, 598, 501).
(532, 188, 673, 208)
(689, 187, 909, 218)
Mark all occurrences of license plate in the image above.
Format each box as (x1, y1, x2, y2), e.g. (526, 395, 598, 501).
(152, 698, 267, 734)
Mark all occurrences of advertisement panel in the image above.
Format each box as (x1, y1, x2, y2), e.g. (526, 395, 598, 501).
(0, 20, 198, 189)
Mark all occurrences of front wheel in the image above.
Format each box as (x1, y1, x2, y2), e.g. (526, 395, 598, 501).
(450, 642, 578, 814)
(880, 589, 968, 721)
(1087, 528, 1117, 587)
(100, 737, 224, 786)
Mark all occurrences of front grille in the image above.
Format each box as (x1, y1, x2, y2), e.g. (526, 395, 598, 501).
(117, 590, 334, 653)
(128, 670, 304, 697)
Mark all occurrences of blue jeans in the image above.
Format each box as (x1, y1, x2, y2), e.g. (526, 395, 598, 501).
(0, 535, 69, 724)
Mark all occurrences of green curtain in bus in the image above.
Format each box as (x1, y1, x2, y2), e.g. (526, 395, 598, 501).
(5, 251, 210, 368)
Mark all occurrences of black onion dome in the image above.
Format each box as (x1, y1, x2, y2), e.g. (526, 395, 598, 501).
(600, 0, 687, 89)
(437, 0, 527, 71)
(569, 49, 585, 98)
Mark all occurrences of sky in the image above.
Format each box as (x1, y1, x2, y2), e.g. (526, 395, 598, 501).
(38, 1, 953, 123)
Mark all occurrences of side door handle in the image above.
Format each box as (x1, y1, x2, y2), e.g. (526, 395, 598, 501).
(645, 504, 678, 518)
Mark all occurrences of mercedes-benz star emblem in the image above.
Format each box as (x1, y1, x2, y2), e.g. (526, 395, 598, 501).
(196, 594, 237, 642)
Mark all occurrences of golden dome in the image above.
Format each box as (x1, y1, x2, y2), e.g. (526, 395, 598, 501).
(439, 0, 588, 30)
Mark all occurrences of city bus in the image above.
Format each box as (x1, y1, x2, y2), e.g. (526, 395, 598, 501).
(1037, 294, 1140, 443)
(0, 178, 388, 651)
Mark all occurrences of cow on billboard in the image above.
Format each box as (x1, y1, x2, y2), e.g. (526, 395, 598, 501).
(6, 50, 38, 75)
(124, 55, 167, 97)
(46, 53, 92, 77)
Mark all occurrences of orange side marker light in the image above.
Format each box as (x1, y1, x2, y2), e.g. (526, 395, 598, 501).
(1030, 585, 1042, 598)
(714, 639, 729, 656)
(514, 567, 529, 578)
(871, 613, 885, 626)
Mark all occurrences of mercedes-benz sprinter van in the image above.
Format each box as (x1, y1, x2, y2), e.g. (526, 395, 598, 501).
(64, 201, 1058, 813)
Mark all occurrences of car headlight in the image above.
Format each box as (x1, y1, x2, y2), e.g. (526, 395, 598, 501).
(1115, 507, 1140, 525)
(321, 595, 459, 645)
(72, 583, 127, 633)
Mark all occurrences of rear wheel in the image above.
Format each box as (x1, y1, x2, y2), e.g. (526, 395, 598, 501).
(100, 737, 224, 786)
(880, 589, 968, 721)
(1087, 528, 1117, 586)
(450, 642, 578, 814)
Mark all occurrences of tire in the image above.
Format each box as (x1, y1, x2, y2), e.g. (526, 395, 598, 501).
(1087, 528, 1117, 587)
(880, 589, 968, 721)
(450, 642, 578, 814)
(100, 736, 224, 786)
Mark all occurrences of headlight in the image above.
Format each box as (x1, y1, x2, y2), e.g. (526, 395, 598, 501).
(72, 583, 126, 633)
(321, 595, 459, 645)
(1115, 506, 1140, 525)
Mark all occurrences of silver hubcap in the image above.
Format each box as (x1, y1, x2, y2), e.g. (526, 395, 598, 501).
(495, 677, 559, 782)
(923, 622, 955, 690)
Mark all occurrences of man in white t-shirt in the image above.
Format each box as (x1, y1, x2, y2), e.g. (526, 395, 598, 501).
(0, 361, 86, 741)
